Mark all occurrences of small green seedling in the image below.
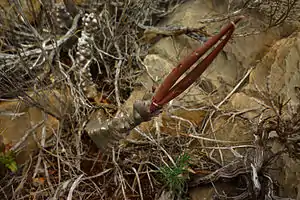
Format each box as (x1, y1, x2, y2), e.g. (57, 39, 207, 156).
(159, 153, 191, 196)
(0, 135, 17, 172)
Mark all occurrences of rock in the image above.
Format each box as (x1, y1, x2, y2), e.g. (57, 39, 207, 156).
(140, 54, 175, 89)
(0, 90, 71, 164)
(219, 30, 300, 198)
(123, 54, 175, 113)
(150, 0, 288, 92)
(159, 108, 207, 136)
(120, 0, 300, 198)
(133, 54, 210, 107)
(189, 185, 215, 200)
(123, 53, 207, 142)
(148, 0, 240, 91)
(124, 0, 295, 111)
(189, 181, 248, 200)
(125, 107, 206, 142)
(157, 190, 174, 200)
(225, 92, 266, 120)
(223, 30, 300, 198)
(267, 140, 300, 198)
(32, 89, 73, 118)
(123, 0, 293, 146)
(0, 100, 58, 164)
(246, 31, 300, 113)
(201, 115, 254, 164)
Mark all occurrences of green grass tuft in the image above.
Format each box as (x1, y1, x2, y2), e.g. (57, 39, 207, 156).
(159, 153, 190, 195)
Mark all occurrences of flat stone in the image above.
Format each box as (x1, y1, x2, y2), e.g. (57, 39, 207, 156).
(0, 90, 71, 164)
(0, 100, 58, 164)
